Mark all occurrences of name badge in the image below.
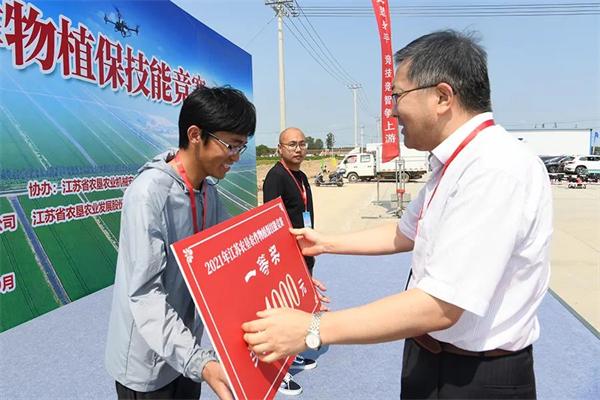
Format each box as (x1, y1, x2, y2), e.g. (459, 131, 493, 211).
(302, 211, 312, 229)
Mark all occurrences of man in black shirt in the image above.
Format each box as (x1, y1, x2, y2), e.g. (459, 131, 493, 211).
(262, 127, 317, 396)
(263, 128, 315, 272)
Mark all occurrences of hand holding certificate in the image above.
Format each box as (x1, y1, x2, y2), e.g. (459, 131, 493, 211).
(171, 198, 321, 400)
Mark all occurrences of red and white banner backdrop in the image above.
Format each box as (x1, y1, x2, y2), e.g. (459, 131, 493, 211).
(372, 0, 399, 162)
(171, 198, 320, 400)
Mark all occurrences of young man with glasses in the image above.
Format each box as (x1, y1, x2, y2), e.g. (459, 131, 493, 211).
(262, 127, 319, 396)
(106, 86, 255, 400)
(244, 30, 551, 399)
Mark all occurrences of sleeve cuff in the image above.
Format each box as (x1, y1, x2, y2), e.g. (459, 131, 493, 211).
(185, 348, 218, 383)
(398, 218, 416, 241)
(417, 276, 488, 317)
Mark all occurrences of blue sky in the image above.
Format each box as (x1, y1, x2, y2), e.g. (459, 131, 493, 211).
(172, 0, 599, 147)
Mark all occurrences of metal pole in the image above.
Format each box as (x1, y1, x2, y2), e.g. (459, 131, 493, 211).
(360, 124, 364, 151)
(353, 88, 358, 147)
(348, 84, 361, 148)
(267, 1, 296, 131)
(277, 7, 286, 131)
(352, 88, 358, 147)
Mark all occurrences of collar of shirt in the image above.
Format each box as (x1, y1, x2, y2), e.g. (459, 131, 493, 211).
(430, 112, 495, 169)
(428, 152, 443, 175)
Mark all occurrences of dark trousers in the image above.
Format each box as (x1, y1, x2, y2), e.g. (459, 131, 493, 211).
(305, 255, 315, 276)
(401, 338, 536, 399)
(116, 375, 201, 400)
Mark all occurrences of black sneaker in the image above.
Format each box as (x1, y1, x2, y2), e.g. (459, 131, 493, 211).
(289, 355, 317, 371)
(278, 373, 302, 396)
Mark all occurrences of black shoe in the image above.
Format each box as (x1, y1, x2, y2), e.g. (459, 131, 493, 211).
(289, 354, 317, 371)
(278, 373, 302, 396)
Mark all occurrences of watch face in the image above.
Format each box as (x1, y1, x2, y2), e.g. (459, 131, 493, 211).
(306, 333, 320, 349)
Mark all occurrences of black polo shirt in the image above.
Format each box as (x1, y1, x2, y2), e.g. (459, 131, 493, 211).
(262, 161, 314, 229)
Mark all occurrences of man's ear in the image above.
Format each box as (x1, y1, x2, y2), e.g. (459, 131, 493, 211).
(435, 82, 454, 113)
(187, 125, 201, 145)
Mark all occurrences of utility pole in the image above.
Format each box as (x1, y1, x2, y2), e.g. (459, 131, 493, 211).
(348, 83, 361, 148)
(360, 124, 365, 151)
(265, 1, 297, 132)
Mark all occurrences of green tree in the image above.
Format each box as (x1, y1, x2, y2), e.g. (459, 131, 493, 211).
(256, 144, 273, 157)
(314, 138, 324, 149)
(306, 136, 316, 149)
(326, 132, 335, 150)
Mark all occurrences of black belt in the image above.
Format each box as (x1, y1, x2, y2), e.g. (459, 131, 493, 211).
(412, 334, 523, 358)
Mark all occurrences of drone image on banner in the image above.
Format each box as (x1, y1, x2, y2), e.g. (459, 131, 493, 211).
(104, 6, 139, 37)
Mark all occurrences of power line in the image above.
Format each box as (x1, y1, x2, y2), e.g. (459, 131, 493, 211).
(300, 2, 600, 17)
(302, 12, 600, 18)
(282, 3, 357, 87)
(286, 1, 389, 138)
(244, 15, 276, 48)
(305, 2, 599, 9)
(283, 18, 349, 86)
(293, 1, 358, 85)
(357, 88, 376, 118)
(271, 0, 395, 145)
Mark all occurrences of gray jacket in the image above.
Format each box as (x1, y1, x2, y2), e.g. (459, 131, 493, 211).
(105, 150, 229, 391)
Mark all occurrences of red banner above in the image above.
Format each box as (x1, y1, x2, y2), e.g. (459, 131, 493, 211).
(171, 198, 320, 400)
(372, 0, 399, 162)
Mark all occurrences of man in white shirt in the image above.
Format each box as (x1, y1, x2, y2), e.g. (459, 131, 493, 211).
(242, 30, 552, 399)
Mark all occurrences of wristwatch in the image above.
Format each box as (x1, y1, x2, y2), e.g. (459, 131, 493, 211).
(305, 312, 324, 350)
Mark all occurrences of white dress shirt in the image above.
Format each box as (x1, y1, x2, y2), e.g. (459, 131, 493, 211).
(399, 112, 553, 351)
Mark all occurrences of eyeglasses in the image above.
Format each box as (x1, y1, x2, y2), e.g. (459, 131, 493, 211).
(280, 141, 308, 151)
(391, 84, 439, 105)
(206, 131, 247, 155)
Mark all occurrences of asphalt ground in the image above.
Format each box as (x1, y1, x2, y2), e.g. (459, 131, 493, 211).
(0, 175, 597, 399)
(0, 253, 597, 399)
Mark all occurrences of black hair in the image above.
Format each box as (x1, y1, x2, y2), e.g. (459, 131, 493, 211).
(178, 86, 256, 148)
(394, 30, 492, 113)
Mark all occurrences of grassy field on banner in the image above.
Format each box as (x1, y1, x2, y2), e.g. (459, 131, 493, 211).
(0, 106, 45, 171)
(217, 159, 258, 215)
(0, 198, 60, 332)
(1, 84, 159, 171)
(18, 195, 118, 301)
(4, 94, 91, 169)
(80, 189, 125, 240)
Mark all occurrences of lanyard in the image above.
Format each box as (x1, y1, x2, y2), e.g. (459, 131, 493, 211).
(406, 119, 494, 290)
(280, 161, 308, 211)
(174, 152, 207, 234)
(418, 119, 495, 222)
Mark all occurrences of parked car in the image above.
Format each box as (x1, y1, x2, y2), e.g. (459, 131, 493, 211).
(557, 156, 575, 173)
(544, 155, 573, 173)
(563, 155, 600, 175)
(539, 155, 556, 163)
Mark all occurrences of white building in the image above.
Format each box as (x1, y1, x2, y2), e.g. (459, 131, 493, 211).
(508, 129, 597, 156)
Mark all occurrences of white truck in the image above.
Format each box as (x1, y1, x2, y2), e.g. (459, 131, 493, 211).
(339, 143, 429, 183)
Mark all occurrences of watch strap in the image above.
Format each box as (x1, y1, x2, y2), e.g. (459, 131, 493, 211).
(309, 311, 323, 335)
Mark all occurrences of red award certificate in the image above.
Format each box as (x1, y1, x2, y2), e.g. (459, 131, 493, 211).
(171, 198, 320, 400)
